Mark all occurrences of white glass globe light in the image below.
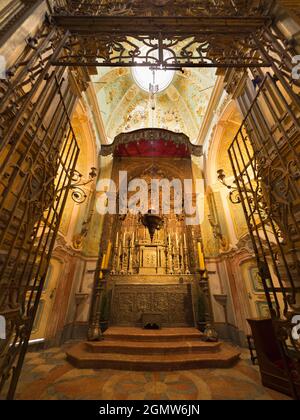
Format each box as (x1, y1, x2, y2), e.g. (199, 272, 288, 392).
(132, 48, 175, 93)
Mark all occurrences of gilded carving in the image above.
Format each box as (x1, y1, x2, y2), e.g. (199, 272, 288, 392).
(53, 1, 272, 18)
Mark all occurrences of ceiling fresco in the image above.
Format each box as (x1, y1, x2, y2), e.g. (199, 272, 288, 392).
(91, 66, 216, 143)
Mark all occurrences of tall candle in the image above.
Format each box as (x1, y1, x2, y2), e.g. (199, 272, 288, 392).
(197, 242, 205, 271)
(116, 242, 121, 271)
(100, 252, 106, 279)
(105, 241, 112, 269)
(101, 253, 106, 269)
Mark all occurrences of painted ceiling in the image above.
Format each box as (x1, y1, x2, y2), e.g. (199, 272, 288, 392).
(91, 66, 216, 144)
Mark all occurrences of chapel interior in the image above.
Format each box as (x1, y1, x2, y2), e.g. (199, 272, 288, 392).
(0, 0, 300, 401)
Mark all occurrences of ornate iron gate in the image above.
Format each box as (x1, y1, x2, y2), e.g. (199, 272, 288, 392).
(0, 24, 79, 399)
(225, 73, 300, 398)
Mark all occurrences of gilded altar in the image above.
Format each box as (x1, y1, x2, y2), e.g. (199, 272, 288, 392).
(111, 216, 191, 276)
(90, 128, 204, 330)
(107, 215, 198, 327)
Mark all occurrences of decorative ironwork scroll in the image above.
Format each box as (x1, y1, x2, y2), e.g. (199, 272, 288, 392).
(48, 31, 272, 69)
(49, 32, 271, 69)
(61, 167, 97, 204)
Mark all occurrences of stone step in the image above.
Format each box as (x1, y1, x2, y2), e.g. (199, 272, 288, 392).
(86, 340, 221, 355)
(66, 342, 240, 371)
(103, 327, 203, 342)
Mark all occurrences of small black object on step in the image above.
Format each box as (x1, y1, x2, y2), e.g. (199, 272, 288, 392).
(144, 323, 160, 330)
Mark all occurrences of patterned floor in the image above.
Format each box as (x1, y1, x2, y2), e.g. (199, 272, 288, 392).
(8, 345, 291, 400)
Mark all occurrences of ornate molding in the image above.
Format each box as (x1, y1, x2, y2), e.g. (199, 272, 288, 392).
(52, 0, 273, 18)
(223, 69, 248, 98)
(0, 0, 44, 47)
(53, 234, 79, 257)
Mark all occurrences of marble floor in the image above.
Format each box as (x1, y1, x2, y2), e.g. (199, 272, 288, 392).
(10, 345, 290, 400)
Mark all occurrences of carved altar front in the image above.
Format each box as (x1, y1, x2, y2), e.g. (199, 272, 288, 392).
(110, 282, 194, 327)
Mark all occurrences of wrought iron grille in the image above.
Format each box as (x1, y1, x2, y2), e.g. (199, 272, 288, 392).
(49, 0, 273, 69)
(0, 24, 79, 399)
(228, 73, 300, 398)
(49, 32, 272, 69)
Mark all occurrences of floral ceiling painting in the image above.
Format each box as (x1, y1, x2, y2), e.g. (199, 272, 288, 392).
(91, 66, 216, 143)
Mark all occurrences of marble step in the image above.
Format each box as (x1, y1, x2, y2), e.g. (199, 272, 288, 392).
(86, 340, 221, 355)
(103, 327, 203, 342)
(66, 342, 240, 370)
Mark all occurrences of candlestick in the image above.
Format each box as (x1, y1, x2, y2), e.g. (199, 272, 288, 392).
(197, 241, 205, 271)
(116, 241, 121, 272)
